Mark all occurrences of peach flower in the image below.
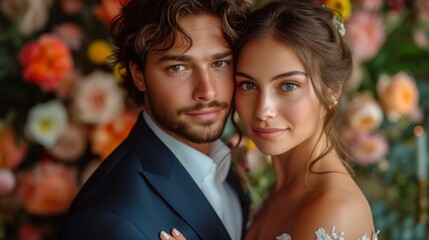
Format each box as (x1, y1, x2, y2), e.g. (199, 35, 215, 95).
(17, 160, 78, 215)
(349, 133, 389, 165)
(73, 70, 124, 124)
(90, 110, 137, 159)
(345, 93, 383, 133)
(377, 72, 419, 121)
(0, 124, 28, 169)
(19, 34, 73, 92)
(47, 123, 87, 162)
(345, 10, 385, 61)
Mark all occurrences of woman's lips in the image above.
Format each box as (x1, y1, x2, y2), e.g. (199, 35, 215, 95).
(252, 127, 287, 140)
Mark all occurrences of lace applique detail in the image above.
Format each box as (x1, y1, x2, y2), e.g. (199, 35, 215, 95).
(276, 233, 291, 240)
(276, 226, 380, 240)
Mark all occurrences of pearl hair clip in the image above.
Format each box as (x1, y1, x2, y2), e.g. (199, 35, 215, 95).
(332, 15, 346, 36)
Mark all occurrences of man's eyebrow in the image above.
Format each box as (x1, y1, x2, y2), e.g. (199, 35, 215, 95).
(236, 70, 307, 82)
(158, 50, 232, 63)
(212, 51, 232, 60)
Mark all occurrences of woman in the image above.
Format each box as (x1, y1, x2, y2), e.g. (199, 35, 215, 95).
(160, 0, 378, 239)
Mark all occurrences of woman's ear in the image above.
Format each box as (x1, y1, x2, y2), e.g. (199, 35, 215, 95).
(129, 62, 146, 91)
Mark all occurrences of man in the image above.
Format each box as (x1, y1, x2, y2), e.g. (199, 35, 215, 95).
(57, 0, 251, 239)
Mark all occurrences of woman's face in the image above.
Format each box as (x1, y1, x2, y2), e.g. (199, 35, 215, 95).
(234, 35, 324, 156)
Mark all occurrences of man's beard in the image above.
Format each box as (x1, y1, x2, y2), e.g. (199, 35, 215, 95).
(146, 90, 230, 144)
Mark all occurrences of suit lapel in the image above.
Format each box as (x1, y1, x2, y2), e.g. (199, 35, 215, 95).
(128, 114, 231, 240)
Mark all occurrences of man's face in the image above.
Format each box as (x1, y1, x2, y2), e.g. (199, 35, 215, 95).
(135, 14, 234, 151)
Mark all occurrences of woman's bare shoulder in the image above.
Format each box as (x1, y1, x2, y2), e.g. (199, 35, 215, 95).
(287, 175, 376, 239)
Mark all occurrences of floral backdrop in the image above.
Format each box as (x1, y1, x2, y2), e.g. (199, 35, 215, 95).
(0, 0, 429, 239)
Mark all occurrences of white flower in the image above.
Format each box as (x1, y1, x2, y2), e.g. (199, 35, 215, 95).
(345, 93, 383, 133)
(315, 226, 345, 240)
(73, 70, 124, 124)
(26, 100, 68, 147)
(348, 99, 383, 133)
(276, 233, 291, 240)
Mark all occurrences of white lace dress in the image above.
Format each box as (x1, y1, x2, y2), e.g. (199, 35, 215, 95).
(276, 226, 380, 240)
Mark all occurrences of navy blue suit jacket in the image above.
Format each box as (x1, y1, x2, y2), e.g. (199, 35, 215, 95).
(58, 113, 249, 240)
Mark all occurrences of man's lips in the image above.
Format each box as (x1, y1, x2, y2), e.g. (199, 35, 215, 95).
(187, 108, 222, 121)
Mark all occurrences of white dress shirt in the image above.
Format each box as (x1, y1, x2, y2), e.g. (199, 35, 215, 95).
(144, 112, 242, 240)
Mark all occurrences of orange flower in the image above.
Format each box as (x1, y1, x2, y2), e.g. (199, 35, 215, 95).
(90, 110, 137, 160)
(93, 0, 130, 25)
(19, 34, 73, 92)
(0, 124, 28, 169)
(377, 72, 419, 121)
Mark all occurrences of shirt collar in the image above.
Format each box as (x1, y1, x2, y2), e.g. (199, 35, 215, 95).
(143, 112, 231, 185)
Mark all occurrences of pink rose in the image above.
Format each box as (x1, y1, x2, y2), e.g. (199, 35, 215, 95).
(73, 70, 124, 124)
(345, 10, 385, 61)
(348, 133, 389, 165)
(0, 168, 16, 195)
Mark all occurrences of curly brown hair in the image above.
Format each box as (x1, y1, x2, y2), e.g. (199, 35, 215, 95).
(110, 0, 251, 105)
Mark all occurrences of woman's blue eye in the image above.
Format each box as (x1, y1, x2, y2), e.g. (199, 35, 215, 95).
(282, 83, 298, 91)
(240, 82, 256, 90)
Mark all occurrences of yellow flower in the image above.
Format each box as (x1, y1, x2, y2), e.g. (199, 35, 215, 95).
(87, 40, 112, 65)
(247, 139, 257, 150)
(326, 0, 352, 21)
(113, 64, 126, 84)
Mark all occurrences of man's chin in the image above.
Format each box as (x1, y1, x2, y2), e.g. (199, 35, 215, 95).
(182, 124, 225, 143)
